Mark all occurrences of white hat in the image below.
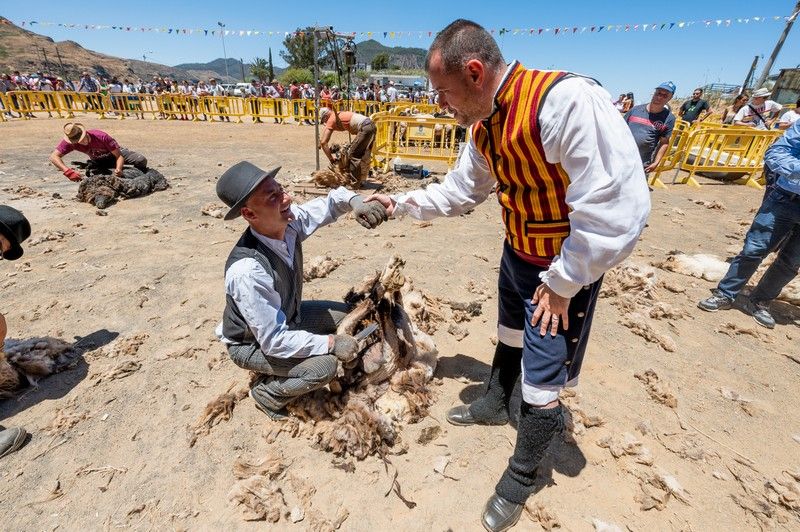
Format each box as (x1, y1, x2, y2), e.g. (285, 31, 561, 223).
(752, 88, 771, 98)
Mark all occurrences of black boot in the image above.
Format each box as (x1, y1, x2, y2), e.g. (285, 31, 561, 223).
(448, 342, 522, 426)
(486, 403, 563, 530)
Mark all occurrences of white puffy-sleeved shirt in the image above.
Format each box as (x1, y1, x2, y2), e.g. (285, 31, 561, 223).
(392, 66, 651, 298)
(216, 187, 357, 358)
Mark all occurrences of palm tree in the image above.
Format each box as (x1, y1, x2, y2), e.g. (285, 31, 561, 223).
(250, 57, 269, 82)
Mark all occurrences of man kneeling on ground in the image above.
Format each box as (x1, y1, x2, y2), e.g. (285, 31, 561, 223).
(49, 122, 148, 182)
(214, 161, 387, 419)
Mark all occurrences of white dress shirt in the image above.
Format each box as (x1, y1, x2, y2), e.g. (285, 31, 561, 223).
(216, 187, 357, 358)
(392, 65, 651, 298)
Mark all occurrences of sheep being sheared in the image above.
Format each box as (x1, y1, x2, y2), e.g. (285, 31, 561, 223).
(0, 337, 76, 397)
(265, 256, 439, 459)
(76, 166, 169, 209)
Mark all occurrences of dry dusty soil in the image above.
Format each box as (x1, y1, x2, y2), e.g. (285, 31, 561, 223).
(1, 115, 799, 531)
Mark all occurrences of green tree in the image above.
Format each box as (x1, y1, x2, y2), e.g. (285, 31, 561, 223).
(280, 27, 316, 69)
(250, 57, 269, 82)
(267, 48, 275, 82)
(279, 68, 314, 86)
(320, 72, 338, 88)
(371, 52, 389, 71)
(355, 70, 369, 83)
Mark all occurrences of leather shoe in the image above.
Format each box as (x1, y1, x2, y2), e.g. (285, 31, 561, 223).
(249, 389, 289, 421)
(0, 427, 28, 459)
(481, 492, 523, 532)
(446, 404, 508, 427)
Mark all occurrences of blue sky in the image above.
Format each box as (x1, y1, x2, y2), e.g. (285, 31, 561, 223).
(4, 1, 800, 99)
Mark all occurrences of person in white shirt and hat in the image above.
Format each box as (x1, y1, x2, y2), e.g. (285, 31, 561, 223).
(734, 88, 782, 130)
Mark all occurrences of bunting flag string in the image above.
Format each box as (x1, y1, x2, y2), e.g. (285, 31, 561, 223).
(6, 14, 791, 41)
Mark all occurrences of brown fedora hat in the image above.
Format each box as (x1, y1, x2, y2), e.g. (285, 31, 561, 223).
(63, 122, 88, 144)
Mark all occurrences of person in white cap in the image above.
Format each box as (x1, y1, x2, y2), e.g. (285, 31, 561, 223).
(734, 88, 782, 130)
(386, 81, 398, 103)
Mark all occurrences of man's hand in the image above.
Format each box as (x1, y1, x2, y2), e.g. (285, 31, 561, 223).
(331, 334, 359, 362)
(644, 162, 658, 173)
(349, 195, 388, 229)
(363, 194, 396, 217)
(63, 168, 82, 182)
(114, 169, 124, 177)
(531, 284, 571, 337)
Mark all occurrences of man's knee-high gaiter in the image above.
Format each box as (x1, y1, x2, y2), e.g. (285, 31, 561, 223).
(495, 403, 563, 504)
(469, 342, 522, 422)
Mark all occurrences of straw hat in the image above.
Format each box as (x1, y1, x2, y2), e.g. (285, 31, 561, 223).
(63, 122, 87, 144)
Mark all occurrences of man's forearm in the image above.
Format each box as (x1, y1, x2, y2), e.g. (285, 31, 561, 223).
(653, 142, 669, 165)
(50, 153, 68, 172)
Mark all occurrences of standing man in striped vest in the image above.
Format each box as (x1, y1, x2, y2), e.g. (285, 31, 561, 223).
(367, 19, 650, 531)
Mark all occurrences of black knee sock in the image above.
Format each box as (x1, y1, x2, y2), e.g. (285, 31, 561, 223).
(495, 403, 563, 504)
(469, 342, 522, 422)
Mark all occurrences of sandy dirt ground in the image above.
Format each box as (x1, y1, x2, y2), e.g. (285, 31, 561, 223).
(1, 116, 799, 531)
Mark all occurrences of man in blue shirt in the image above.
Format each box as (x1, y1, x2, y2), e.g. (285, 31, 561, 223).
(624, 81, 677, 173)
(698, 120, 800, 328)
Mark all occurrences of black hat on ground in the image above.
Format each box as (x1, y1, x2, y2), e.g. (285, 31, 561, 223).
(216, 161, 281, 221)
(0, 205, 31, 261)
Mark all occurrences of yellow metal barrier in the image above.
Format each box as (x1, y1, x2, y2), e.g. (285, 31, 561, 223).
(648, 119, 691, 189)
(0, 94, 450, 130)
(248, 97, 290, 123)
(653, 124, 781, 189)
(371, 111, 459, 170)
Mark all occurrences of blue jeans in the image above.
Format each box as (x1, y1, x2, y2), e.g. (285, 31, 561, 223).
(718, 187, 800, 303)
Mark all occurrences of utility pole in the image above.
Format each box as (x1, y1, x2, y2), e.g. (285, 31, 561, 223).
(218, 22, 230, 81)
(755, 1, 800, 89)
(313, 27, 324, 171)
(41, 47, 51, 74)
(240, 58, 246, 82)
(741, 56, 759, 95)
(55, 45, 69, 82)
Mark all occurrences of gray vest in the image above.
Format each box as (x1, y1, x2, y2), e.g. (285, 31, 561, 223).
(222, 228, 304, 345)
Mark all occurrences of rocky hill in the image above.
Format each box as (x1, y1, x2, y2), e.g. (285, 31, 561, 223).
(355, 39, 427, 70)
(0, 16, 230, 82)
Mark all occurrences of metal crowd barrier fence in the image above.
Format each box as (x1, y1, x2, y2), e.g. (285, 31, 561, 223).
(248, 97, 291, 122)
(0, 91, 445, 125)
(371, 111, 459, 170)
(651, 122, 782, 189)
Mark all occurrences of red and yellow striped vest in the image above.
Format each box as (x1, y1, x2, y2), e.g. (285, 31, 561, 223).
(472, 63, 571, 259)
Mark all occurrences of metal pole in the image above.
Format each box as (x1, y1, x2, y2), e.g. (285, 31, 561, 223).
(741, 55, 759, 95)
(41, 47, 51, 74)
(218, 22, 230, 81)
(755, 1, 800, 89)
(314, 27, 321, 171)
(55, 45, 69, 82)
(240, 58, 246, 82)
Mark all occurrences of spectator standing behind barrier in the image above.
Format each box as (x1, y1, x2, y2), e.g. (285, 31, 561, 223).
(0, 205, 32, 461)
(386, 81, 398, 102)
(77, 71, 101, 111)
(722, 93, 748, 125)
(49, 123, 148, 182)
(624, 82, 676, 174)
(365, 20, 649, 531)
(214, 162, 387, 420)
(734, 88, 782, 129)
(698, 119, 800, 329)
(0, 74, 19, 118)
(679, 88, 711, 124)
(778, 99, 800, 130)
(613, 93, 626, 112)
(622, 92, 634, 113)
